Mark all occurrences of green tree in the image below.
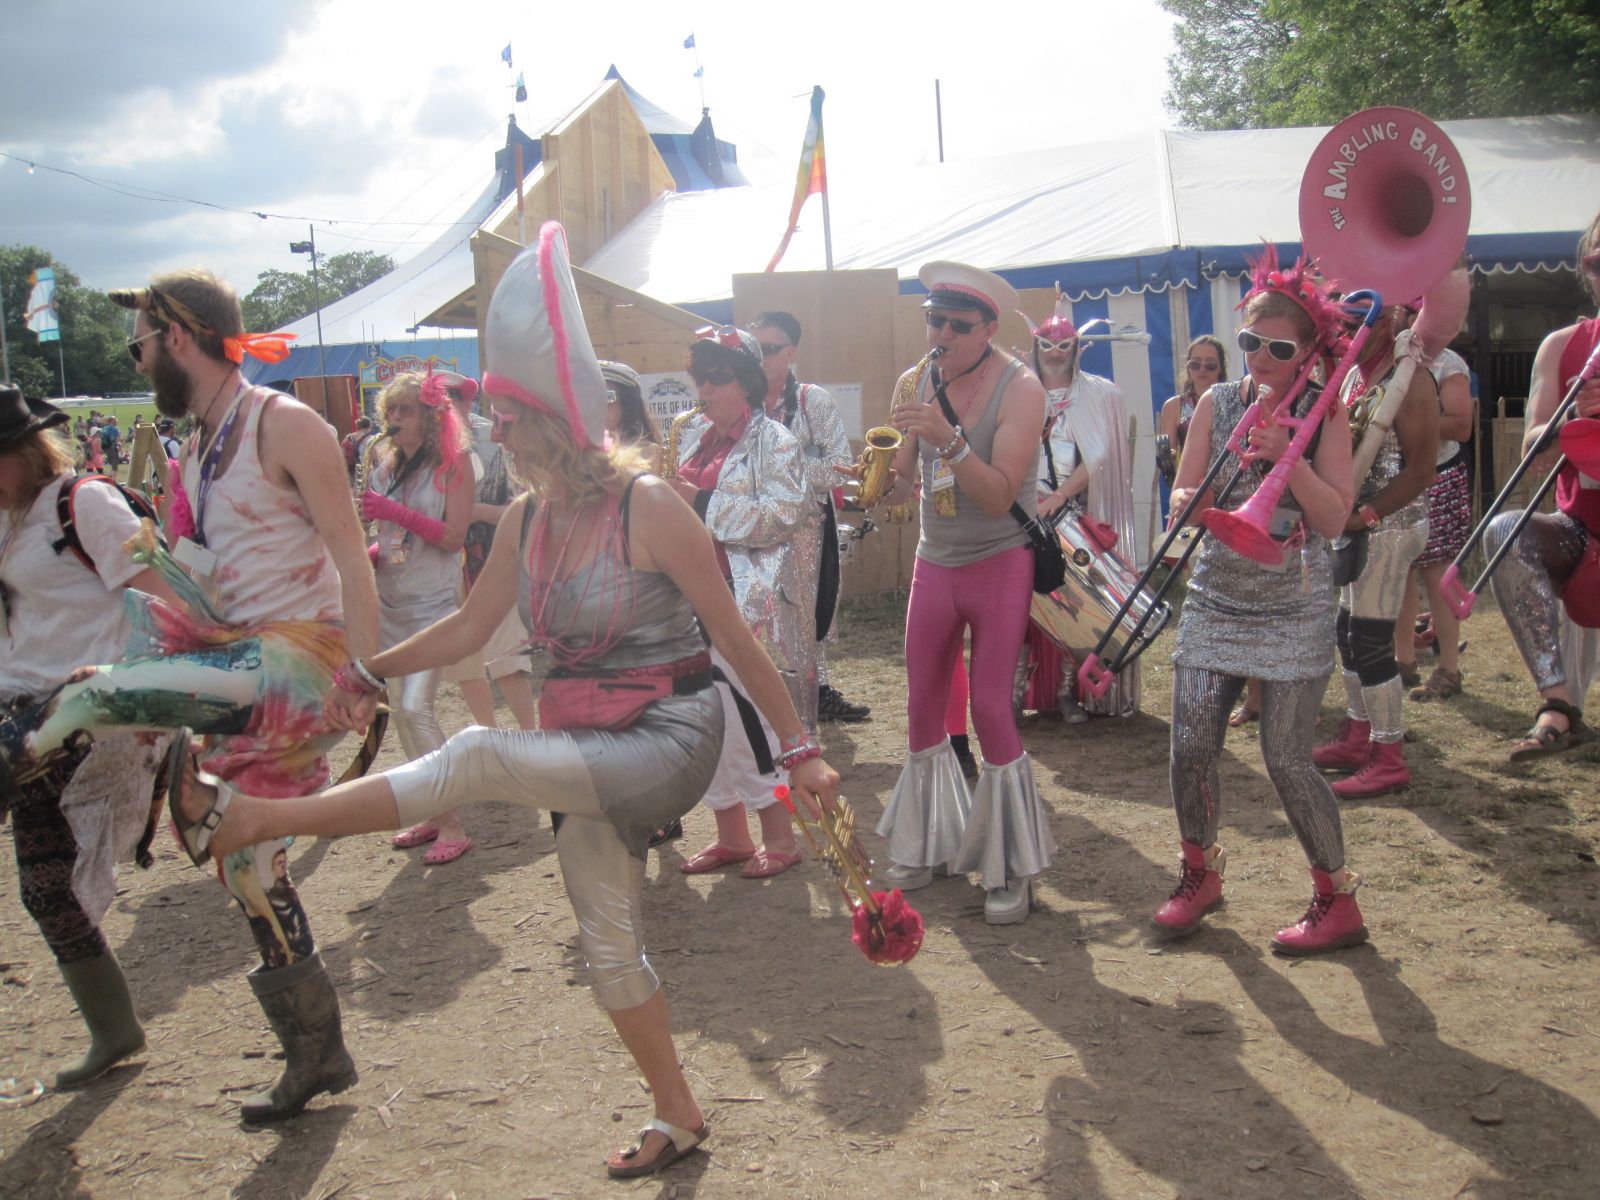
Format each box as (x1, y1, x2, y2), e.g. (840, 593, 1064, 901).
(241, 250, 394, 331)
(1, 245, 143, 399)
(1161, 0, 1600, 129)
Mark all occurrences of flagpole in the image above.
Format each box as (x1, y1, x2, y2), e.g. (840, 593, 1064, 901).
(0, 281, 11, 383)
(55, 335, 66, 398)
(821, 171, 834, 272)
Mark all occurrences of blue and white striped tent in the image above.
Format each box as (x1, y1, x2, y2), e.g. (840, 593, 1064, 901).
(584, 112, 1600, 559)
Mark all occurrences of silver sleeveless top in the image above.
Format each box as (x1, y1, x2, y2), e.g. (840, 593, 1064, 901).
(518, 503, 705, 672)
(916, 354, 1035, 567)
(1173, 379, 1337, 682)
(371, 455, 461, 610)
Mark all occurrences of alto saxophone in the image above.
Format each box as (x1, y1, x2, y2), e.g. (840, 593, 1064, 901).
(660, 403, 701, 480)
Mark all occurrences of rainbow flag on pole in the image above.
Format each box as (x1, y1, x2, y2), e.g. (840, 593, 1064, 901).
(766, 86, 827, 272)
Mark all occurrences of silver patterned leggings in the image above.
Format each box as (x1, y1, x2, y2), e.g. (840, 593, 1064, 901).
(1485, 510, 1590, 692)
(1170, 666, 1346, 872)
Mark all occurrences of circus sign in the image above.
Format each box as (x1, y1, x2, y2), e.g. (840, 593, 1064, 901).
(359, 354, 458, 386)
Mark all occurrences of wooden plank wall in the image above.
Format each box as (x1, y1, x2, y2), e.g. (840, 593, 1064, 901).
(578, 282, 703, 374)
(543, 83, 675, 265)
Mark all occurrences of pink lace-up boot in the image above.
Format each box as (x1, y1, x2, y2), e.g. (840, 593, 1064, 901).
(1312, 718, 1372, 771)
(1331, 740, 1410, 798)
(1152, 841, 1225, 936)
(1271, 868, 1368, 956)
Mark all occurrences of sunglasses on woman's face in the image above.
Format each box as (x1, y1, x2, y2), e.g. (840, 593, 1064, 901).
(1237, 328, 1302, 362)
(926, 312, 982, 335)
(1186, 358, 1221, 372)
(691, 366, 739, 388)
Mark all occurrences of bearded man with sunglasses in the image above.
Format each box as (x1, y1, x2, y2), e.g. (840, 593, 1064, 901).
(871, 262, 1054, 925)
(0, 269, 379, 1120)
(1022, 303, 1137, 719)
(1311, 305, 1439, 798)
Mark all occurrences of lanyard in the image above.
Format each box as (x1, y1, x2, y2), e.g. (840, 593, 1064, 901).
(190, 385, 250, 549)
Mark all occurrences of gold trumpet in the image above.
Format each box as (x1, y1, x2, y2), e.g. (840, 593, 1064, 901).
(851, 426, 903, 508)
(773, 786, 923, 965)
(660, 403, 701, 480)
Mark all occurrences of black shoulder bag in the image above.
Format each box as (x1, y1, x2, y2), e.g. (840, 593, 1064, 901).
(929, 364, 1065, 595)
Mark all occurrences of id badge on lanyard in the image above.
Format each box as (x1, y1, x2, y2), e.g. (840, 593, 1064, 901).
(181, 384, 248, 606)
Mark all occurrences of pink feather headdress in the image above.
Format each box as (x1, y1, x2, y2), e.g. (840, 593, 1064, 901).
(1240, 244, 1351, 358)
(419, 365, 469, 491)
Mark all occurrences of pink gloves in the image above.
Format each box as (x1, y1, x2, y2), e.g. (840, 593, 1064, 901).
(362, 490, 448, 547)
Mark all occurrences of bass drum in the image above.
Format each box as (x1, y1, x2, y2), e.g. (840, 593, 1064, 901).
(1030, 510, 1172, 673)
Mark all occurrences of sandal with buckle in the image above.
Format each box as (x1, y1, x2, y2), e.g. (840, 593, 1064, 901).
(607, 1118, 709, 1179)
(1410, 666, 1462, 703)
(1509, 699, 1595, 763)
(1228, 704, 1259, 728)
(165, 727, 235, 867)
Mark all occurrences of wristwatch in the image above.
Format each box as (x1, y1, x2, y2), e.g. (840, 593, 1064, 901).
(1358, 503, 1381, 530)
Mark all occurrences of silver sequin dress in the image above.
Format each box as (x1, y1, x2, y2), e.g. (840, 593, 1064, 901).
(1173, 380, 1337, 682)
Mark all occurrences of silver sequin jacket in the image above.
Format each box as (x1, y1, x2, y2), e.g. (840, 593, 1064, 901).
(679, 410, 810, 684)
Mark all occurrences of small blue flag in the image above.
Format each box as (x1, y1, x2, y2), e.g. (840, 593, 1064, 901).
(514, 71, 527, 102)
(683, 33, 695, 50)
(501, 43, 513, 67)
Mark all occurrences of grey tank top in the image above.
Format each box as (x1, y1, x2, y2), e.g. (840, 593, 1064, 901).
(1173, 379, 1336, 681)
(916, 354, 1036, 567)
(518, 497, 705, 672)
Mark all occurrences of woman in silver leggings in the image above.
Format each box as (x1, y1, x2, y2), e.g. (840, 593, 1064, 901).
(1156, 250, 1368, 956)
(165, 223, 841, 1182)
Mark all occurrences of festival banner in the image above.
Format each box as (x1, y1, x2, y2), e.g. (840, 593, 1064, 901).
(766, 87, 827, 272)
(26, 267, 60, 342)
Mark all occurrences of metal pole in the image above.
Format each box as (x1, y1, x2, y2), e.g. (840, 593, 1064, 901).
(308, 224, 328, 381)
(0, 279, 11, 383)
(935, 79, 945, 163)
(55, 335, 66, 397)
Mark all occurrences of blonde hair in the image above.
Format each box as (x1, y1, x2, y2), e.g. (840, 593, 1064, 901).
(376, 373, 469, 485)
(499, 405, 651, 507)
(4, 428, 75, 515)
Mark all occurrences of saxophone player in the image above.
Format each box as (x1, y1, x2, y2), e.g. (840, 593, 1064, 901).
(871, 261, 1054, 926)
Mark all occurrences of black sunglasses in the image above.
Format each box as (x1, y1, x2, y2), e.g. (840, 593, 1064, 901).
(126, 328, 165, 363)
(690, 366, 740, 387)
(757, 341, 791, 358)
(926, 312, 983, 335)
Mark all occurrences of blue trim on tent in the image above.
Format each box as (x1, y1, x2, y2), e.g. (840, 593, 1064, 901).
(893, 231, 1579, 305)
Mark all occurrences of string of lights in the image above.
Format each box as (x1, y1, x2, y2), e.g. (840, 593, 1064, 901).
(0, 145, 495, 231)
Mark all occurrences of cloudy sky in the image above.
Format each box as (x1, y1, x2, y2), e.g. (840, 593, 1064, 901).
(0, 1, 1178, 301)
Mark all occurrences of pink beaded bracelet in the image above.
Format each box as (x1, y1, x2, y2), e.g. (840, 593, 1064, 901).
(776, 741, 824, 771)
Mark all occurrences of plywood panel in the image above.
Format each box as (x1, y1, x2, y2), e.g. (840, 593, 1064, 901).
(733, 269, 909, 596)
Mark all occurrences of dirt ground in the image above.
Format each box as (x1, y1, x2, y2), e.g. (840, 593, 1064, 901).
(2, 593, 1598, 1200)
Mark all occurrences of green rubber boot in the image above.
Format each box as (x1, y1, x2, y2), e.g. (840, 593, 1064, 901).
(54, 950, 146, 1089)
(239, 951, 358, 1122)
